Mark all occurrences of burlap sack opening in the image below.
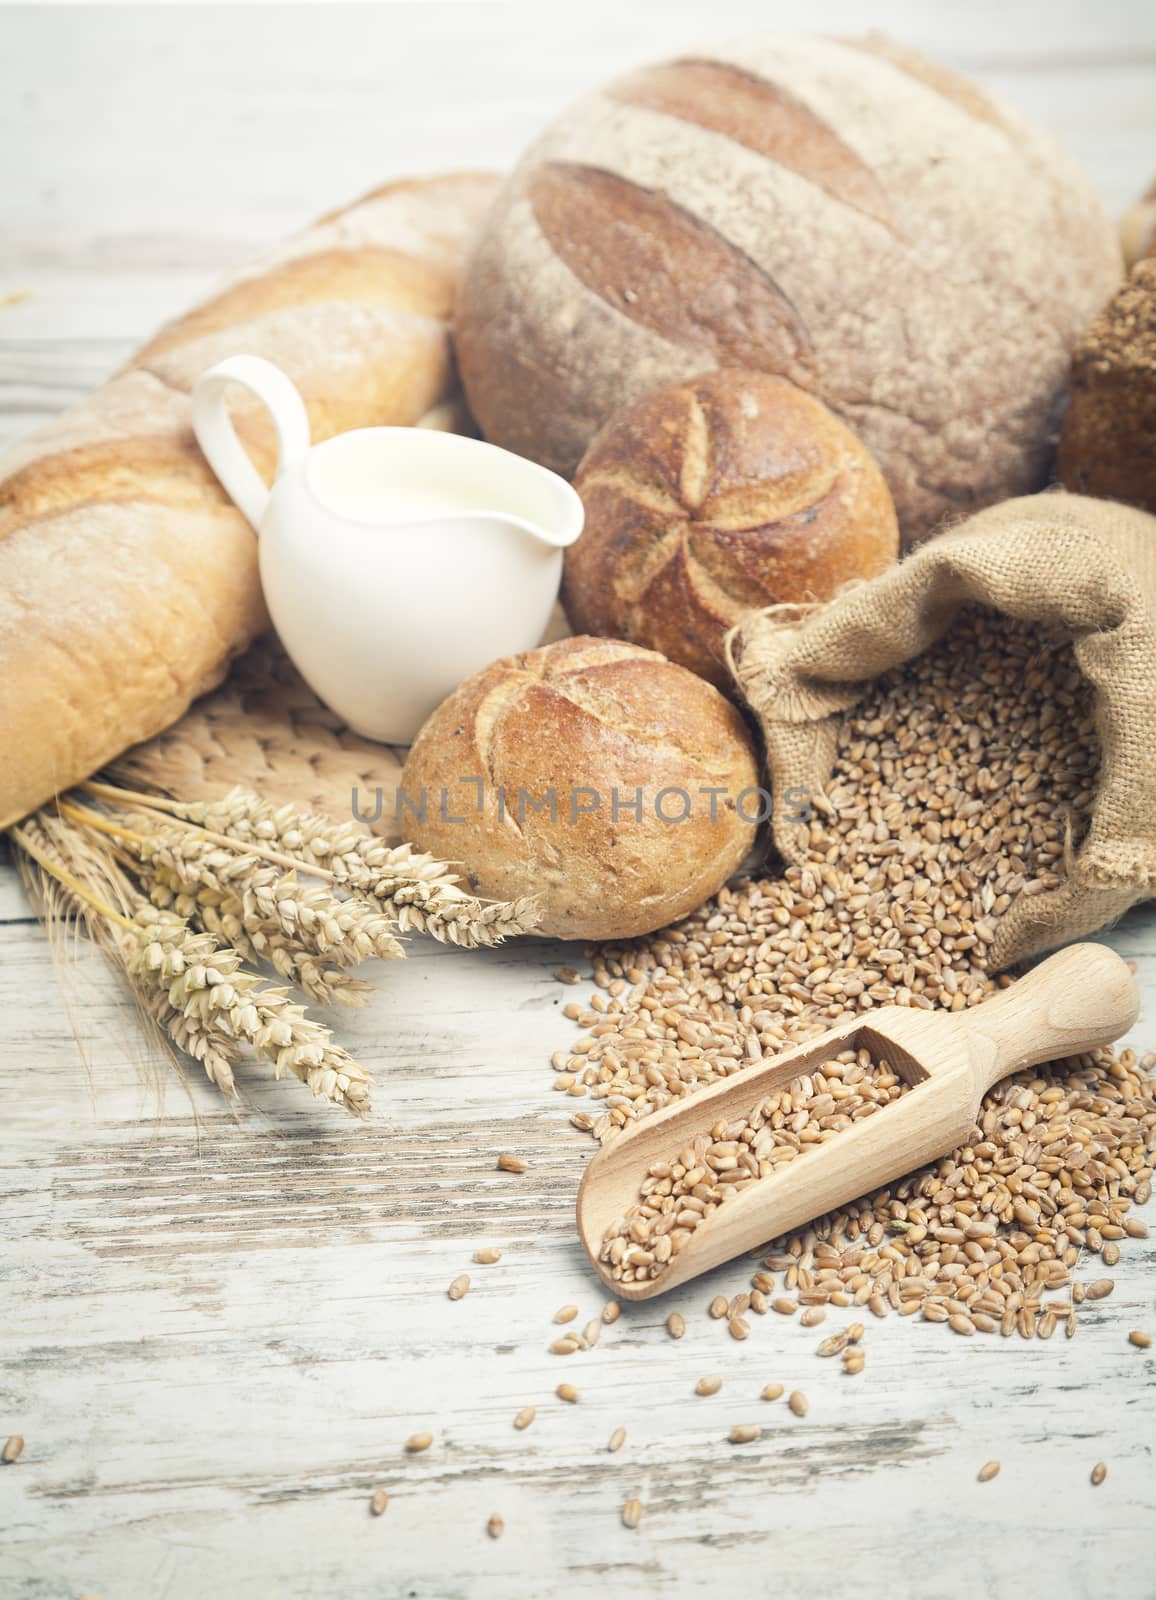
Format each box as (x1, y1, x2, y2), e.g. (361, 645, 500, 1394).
(730, 492, 1156, 970)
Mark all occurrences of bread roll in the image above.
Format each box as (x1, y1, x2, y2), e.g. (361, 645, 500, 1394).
(456, 34, 1120, 544)
(564, 369, 898, 688)
(1058, 258, 1156, 516)
(401, 636, 760, 940)
(0, 172, 500, 830)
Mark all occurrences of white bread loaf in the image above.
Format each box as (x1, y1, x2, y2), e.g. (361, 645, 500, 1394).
(456, 35, 1121, 544)
(0, 172, 500, 829)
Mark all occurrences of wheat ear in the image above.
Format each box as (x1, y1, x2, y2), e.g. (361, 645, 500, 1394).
(12, 810, 373, 1114)
(83, 782, 543, 948)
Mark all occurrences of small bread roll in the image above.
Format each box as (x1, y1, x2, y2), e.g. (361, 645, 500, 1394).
(563, 370, 899, 689)
(401, 636, 760, 940)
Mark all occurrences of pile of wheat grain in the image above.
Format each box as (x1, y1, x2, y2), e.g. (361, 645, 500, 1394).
(552, 609, 1155, 1337)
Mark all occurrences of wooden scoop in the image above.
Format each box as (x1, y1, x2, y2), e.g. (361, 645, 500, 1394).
(576, 943, 1139, 1301)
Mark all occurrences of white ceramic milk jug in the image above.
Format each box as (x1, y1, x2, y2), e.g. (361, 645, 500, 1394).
(192, 355, 584, 744)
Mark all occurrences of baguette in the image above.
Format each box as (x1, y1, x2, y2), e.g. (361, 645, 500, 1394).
(0, 172, 500, 829)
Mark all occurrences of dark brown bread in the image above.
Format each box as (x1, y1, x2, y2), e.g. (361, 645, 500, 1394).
(1058, 259, 1156, 515)
(456, 34, 1120, 544)
(564, 370, 899, 689)
(401, 636, 759, 940)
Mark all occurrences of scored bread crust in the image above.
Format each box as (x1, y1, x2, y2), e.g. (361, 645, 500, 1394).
(564, 369, 899, 688)
(0, 171, 500, 829)
(401, 635, 760, 940)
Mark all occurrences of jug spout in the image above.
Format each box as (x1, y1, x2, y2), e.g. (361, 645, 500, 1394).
(494, 451, 584, 550)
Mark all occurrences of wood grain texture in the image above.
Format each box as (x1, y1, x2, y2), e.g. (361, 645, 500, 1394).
(2, 5, 1155, 1597)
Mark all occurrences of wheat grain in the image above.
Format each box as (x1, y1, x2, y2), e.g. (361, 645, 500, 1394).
(621, 1498, 643, 1529)
(370, 1488, 388, 1516)
(567, 614, 1099, 1138)
(558, 612, 1155, 1351)
(599, 1048, 908, 1285)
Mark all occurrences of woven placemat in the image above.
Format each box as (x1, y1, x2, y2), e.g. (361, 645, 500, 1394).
(113, 635, 408, 841)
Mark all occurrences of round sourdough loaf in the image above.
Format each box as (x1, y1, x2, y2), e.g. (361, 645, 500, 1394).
(564, 369, 899, 688)
(456, 34, 1120, 544)
(401, 636, 759, 940)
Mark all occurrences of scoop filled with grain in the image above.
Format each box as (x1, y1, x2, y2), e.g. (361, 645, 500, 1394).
(578, 943, 1138, 1297)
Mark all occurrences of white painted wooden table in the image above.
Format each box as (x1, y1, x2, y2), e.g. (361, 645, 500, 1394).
(2, 7, 1155, 1597)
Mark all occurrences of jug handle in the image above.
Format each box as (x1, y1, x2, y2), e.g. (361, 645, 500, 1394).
(191, 355, 311, 532)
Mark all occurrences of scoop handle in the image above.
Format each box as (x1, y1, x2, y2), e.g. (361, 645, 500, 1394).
(955, 943, 1139, 1096)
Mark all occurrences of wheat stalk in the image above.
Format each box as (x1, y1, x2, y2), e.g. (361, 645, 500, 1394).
(127, 905, 372, 1115)
(64, 800, 406, 970)
(81, 781, 542, 948)
(145, 867, 375, 1007)
(11, 780, 541, 1119)
(11, 810, 373, 1115)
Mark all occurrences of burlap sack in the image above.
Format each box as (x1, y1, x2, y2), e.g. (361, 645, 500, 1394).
(730, 492, 1156, 970)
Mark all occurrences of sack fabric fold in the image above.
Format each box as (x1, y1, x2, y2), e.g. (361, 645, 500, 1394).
(730, 492, 1156, 969)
